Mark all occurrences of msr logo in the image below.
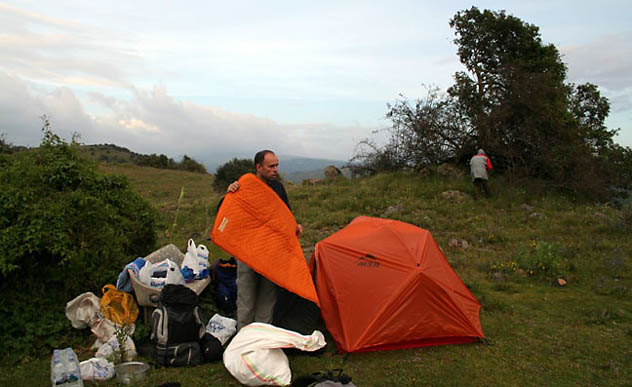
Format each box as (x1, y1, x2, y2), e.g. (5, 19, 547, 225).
(357, 253, 380, 268)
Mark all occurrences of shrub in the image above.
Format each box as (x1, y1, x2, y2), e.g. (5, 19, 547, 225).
(213, 158, 253, 192)
(0, 122, 158, 362)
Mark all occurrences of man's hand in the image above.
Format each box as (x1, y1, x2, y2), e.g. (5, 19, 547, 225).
(226, 181, 240, 193)
(296, 224, 303, 236)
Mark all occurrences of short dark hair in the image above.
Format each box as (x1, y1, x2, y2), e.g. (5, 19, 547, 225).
(254, 150, 275, 168)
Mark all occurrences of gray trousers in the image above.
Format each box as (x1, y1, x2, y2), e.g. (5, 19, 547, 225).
(236, 259, 278, 330)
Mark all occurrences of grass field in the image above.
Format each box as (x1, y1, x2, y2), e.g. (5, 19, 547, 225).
(1, 164, 630, 386)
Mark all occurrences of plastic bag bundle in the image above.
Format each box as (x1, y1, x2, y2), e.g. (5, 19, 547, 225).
(205, 313, 237, 345)
(99, 285, 139, 325)
(223, 323, 326, 386)
(79, 358, 115, 382)
(50, 348, 83, 387)
(139, 259, 180, 288)
(182, 239, 210, 279)
(95, 335, 137, 361)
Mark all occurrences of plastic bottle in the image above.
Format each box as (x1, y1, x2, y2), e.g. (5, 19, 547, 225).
(63, 348, 83, 387)
(51, 349, 67, 386)
(50, 348, 84, 386)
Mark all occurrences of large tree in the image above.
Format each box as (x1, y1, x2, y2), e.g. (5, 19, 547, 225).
(353, 7, 631, 194)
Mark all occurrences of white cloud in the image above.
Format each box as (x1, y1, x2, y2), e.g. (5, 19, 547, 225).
(117, 118, 160, 134)
(562, 32, 632, 92)
(0, 71, 369, 162)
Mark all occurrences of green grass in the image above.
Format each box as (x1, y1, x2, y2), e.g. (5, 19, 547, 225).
(2, 168, 631, 386)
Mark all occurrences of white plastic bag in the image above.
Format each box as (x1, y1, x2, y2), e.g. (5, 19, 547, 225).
(139, 259, 177, 288)
(223, 323, 326, 386)
(165, 260, 185, 285)
(205, 313, 237, 345)
(197, 244, 209, 273)
(65, 292, 133, 345)
(79, 358, 115, 382)
(182, 239, 200, 274)
(95, 335, 137, 361)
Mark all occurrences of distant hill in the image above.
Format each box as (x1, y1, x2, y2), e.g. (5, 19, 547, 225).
(195, 153, 349, 182)
(76, 144, 348, 181)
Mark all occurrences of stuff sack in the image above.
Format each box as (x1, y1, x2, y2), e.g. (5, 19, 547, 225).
(210, 257, 237, 314)
(151, 284, 205, 366)
(99, 284, 139, 325)
(199, 332, 223, 363)
(154, 342, 202, 367)
(223, 323, 326, 386)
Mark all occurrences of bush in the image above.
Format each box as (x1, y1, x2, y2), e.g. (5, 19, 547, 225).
(213, 158, 253, 192)
(0, 123, 158, 363)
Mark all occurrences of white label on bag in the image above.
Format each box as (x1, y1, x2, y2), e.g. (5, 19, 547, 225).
(218, 217, 229, 232)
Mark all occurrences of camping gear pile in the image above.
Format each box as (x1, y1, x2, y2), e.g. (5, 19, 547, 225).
(59, 172, 485, 386)
(61, 242, 226, 383)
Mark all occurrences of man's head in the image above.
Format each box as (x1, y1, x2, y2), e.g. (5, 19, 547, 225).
(478, 149, 486, 155)
(254, 150, 279, 182)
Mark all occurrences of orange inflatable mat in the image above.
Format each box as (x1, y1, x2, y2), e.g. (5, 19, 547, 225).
(211, 173, 319, 306)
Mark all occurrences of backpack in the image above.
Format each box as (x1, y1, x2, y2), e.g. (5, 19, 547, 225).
(151, 284, 205, 366)
(210, 257, 237, 314)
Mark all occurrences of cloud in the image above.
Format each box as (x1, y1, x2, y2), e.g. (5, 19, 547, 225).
(118, 118, 160, 134)
(562, 32, 632, 92)
(0, 3, 139, 90)
(0, 71, 370, 162)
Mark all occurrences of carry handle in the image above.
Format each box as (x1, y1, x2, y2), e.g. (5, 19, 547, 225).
(102, 284, 116, 295)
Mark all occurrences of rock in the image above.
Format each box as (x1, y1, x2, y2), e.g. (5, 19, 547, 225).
(324, 165, 342, 179)
(441, 190, 467, 201)
(418, 167, 432, 177)
(383, 204, 405, 217)
(529, 212, 542, 219)
(437, 163, 465, 177)
(448, 238, 469, 249)
(302, 178, 322, 186)
(520, 203, 535, 211)
(491, 272, 505, 282)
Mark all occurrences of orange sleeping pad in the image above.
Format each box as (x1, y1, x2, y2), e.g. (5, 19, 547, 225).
(211, 173, 319, 306)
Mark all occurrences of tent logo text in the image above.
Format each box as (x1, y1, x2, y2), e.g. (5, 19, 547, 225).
(358, 254, 380, 268)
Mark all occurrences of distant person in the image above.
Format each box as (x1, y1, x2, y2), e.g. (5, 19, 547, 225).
(470, 149, 493, 199)
(223, 150, 303, 330)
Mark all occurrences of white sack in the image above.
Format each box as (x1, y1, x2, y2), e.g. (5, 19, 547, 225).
(223, 323, 326, 386)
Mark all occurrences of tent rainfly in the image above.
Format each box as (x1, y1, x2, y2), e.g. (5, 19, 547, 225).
(310, 216, 484, 353)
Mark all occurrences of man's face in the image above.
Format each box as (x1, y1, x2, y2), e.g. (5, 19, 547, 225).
(256, 153, 279, 181)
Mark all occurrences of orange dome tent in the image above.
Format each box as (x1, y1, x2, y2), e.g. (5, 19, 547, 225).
(310, 216, 484, 353)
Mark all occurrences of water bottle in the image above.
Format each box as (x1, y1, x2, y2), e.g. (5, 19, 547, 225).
(51, 349, 67, 386)
(63, 348, 83, 387)
(50, 348, 84, 386)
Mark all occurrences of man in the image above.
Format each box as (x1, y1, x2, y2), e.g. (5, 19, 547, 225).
(470, 149, 493, 199)
(225, 150, 302, 329)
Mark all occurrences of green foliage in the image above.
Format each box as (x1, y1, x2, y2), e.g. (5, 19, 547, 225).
(213, 157, 253, 192)
(0, 121, 158, 362)
(511, 241, 569, 279)
(132, 152, 207, 173)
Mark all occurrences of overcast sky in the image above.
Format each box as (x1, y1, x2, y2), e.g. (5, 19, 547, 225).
(1, 1, 630, 164)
